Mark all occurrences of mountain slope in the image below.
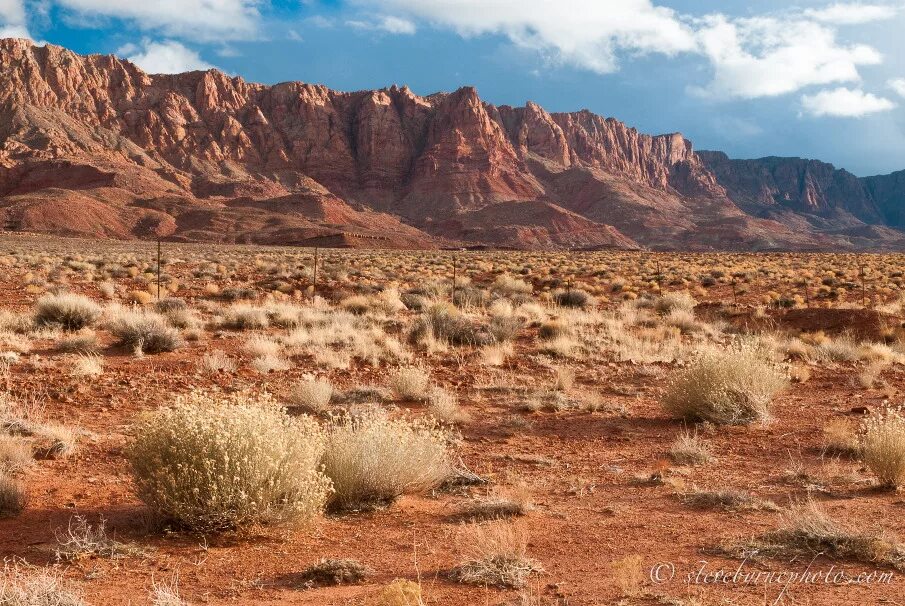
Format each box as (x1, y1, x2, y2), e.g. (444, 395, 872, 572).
(0, 38, 902, 250)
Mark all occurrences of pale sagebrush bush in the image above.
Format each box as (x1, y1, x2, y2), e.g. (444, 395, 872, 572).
(553, 288, 593, 309)
(288, 375, 334, 414)
(107, 307, 183, 353)
(128, 391, 331, 531)
(70, 354, 103, 378)
(862, 407, 905, 487)
(391, 366, 431, 400)
(243, 335, 282, 358)
(322, 409, 450, 510)
(492, 274, 533, 296)
(0, 566, 86, 606)
(480, 342, 512, 366)
(661, 340, 787, 424)
(34, 293, 101, 330)
(55, 331, 98, 353)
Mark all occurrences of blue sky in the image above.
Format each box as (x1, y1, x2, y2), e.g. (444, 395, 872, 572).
(2, 1, 905, 176)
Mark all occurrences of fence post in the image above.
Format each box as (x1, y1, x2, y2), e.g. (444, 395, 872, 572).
(156, 239, 161, 300)
(312, 247, 319, 299)
(451, 253, 457, 305)
(859, 263, 866, 308)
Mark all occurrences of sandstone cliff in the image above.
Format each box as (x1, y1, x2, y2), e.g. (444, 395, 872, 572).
(0, 38, 902, 250)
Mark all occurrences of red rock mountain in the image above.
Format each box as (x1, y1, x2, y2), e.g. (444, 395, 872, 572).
(1, 38, 903, 250)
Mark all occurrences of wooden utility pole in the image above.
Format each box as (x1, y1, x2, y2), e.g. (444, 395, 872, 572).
(656, 259, 663, 295)
(451, 253, 457, 305)
(731, 279, 738, 306)
(312, 247, 319, 299)
(859, 264, 867, 307)
(156, 239, 162, 299)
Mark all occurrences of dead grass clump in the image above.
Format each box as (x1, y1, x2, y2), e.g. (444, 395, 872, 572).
(450, 522, 541, 589)
(54, 515, 136, 561)
(553, 288, 593, 309)
(0, 565, 86, 606)
(390, 367, 431, 401)
(823, 418, 861, 457)
(34, 293, 101, 330)
(55, 331, 98, 354)
(296, 558, 372, 588)
(199, 350, 236, 373)
(288, 375, 334, 415)
(128, 391, 330, 531)
(376, 579, 424, 606)
(70, 354, 103, 378)
(428, 388, 469, 425)
(107, 307, 183, 353)
(220, 304, 269, 330)
(668, 429, 712, 465)
(0, 473, 26, 517)
(653, 291, 697, 314)
(861, 407, 905, 488)
(0, 436, 32, 472)
(409, 303, 493, 347)
(322, 409, 450, 511)
(661, 340, 787, 424)
(455, 486, 533, 522)
(537, 320, 570, 340)
(728, 500, 905, 570)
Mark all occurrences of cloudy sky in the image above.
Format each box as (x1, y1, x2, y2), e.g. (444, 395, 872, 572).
(2, 0, 904, 176)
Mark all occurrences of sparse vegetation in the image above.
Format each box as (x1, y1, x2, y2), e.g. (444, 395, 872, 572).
(321, 409, 450, 511)
(661, 339, 788, 424)
(127, 391, 331, 531)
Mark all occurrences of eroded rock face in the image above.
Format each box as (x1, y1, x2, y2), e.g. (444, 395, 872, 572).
(0, 38, 902, 250)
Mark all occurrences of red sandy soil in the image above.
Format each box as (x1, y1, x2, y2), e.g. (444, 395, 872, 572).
(1, 235, 905, 605)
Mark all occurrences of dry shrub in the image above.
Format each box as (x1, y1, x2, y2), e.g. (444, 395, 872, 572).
(55, 331, 98, 354)
(653, 291, 697, 314)
(150, 577, 187, 606)
(427, 388, 469, 425)
(729, 500, 905, 570)
(537, 320, 570, 340)
(409, 303, 493, 347)
(34, 293, 101, 330)
(0, 565, 86, 606)
(0, 473, 26, 517)
(128, 391, 331, 531)
(199, 350, 236, 373)
(862, 407, 905, 488)
(610, 554, 644, 597)
(0, 436, 32, 472)
(297, 558, 372, 588)
(107, 307, 183, 353)
(322, 409, 450, 511)
(390, 367, 431, 401)
(70, 354, 103, 378)
(375, 579, 424, 606)
(54, 515, 135, 561)
(455, 485, 533, 522)
(681, 488, 775, 511)
(668, 429, 712, 465)
(450, 522, 541, 588)
(823, 418, 861, 457)
(288, 375, 334, 415)
(661, 340, 787, 424)
(553, 288, 593, 309)
(220, 304, 269, 330)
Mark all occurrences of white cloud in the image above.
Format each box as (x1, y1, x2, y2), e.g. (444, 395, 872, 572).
(347, 14, 416, 34)
(120, 39, 214, 74)
(889, 78, 905, 98)
(352, 1, 897, 103)
(693, 14, 882, 99)
(800, 86, 896, 117)
(0, 0, 31, 38)
(804, 2, 898, 24)
(353, 0, 696, 74)
(55, 0, 261, 41)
